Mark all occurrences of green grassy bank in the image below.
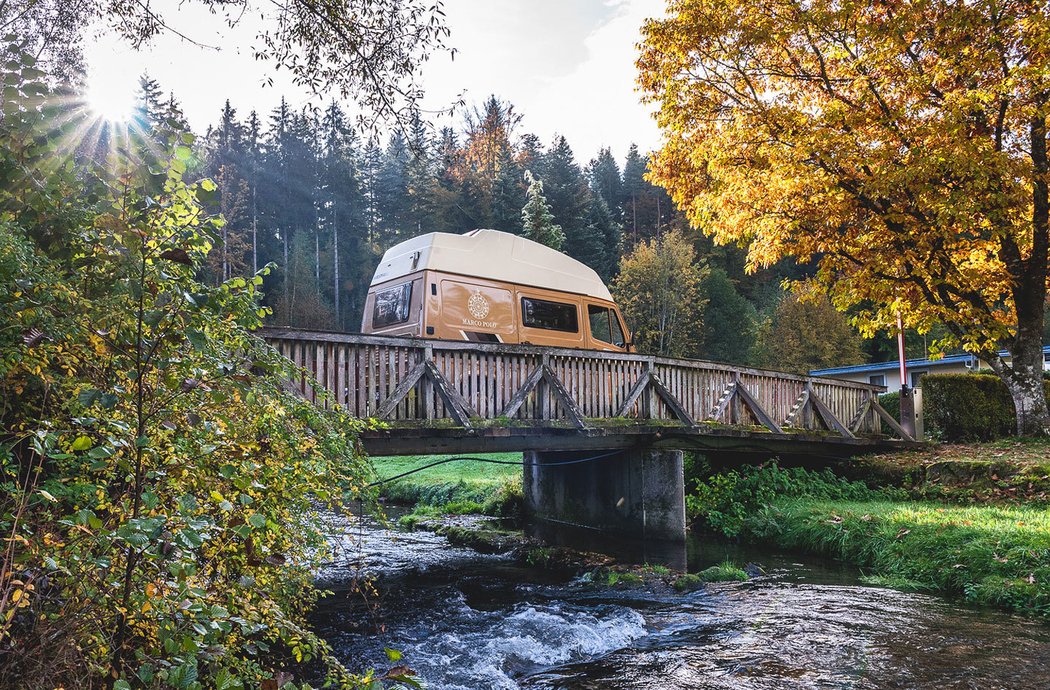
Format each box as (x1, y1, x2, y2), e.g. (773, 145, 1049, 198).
(370, 452, 523, 515)
(688, 453, 1050, 619)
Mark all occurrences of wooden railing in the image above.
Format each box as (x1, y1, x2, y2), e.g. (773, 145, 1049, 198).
(262, 328, 910, 440)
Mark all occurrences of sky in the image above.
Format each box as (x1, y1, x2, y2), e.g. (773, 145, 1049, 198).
(82, 0, 666, 164)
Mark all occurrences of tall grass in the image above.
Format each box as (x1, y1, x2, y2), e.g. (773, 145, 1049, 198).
(689, 463, 1050, 618)
(750, 500, 1050, 617)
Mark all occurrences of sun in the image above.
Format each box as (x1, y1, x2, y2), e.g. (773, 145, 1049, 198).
(84, 68, 138, 122)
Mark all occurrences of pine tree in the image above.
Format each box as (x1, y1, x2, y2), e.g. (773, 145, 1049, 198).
(491, 147, 525, 234)
(621, 143, 647, 242)
(521, 171, 564, 250)
(377, 131, 411, 243)
(540, 136, 590, 258)
(582, 194, 621, 281)
(243, 110, 262, 274)
(587, 147, 623, 219)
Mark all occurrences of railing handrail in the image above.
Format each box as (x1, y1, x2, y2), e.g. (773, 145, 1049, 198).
(258, 326, 885, 395)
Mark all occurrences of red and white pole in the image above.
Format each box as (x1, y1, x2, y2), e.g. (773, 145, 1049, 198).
(896, 312, 907, 391)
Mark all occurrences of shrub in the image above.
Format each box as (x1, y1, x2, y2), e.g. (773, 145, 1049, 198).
(878, 391, 901, 435)
(923, 374, 1050, 442)
(685, 462, 898, 537)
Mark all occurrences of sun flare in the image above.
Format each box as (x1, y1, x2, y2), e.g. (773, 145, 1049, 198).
(85, 68, 138, 122)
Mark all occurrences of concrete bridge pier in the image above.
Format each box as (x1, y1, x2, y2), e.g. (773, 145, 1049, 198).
(522, 448, 686, 542)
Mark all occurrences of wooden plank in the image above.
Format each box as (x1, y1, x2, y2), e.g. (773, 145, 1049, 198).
(422, 345, 435, 420)
(538, 354, 550, 420)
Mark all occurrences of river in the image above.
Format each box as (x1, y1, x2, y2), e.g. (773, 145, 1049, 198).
(311, 512, 1050, 690)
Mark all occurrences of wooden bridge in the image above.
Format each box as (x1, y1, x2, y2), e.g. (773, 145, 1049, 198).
(262, 328, 912, 458)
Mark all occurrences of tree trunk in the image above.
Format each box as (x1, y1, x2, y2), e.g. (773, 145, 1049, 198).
(333, 207, 340, 328)
(989, 111, 1050, 436)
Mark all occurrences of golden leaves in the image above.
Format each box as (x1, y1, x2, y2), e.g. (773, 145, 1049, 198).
(637, 0, 1048, 350)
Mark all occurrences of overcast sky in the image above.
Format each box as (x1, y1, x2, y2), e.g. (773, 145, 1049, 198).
(83, 0, 665, 164)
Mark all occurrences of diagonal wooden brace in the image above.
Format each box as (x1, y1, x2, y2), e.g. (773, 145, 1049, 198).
(649, 373, 695, 426)
(375, 360, 427, 419)
(870, 399, 915, 441)
(807, 385, 855, 439)
(541, 365, 587, 429)
(499, 365, 545, 419)
(708, 382, 737, 422)
(733, 376, 782, 433)
(423, 359, 476, 428)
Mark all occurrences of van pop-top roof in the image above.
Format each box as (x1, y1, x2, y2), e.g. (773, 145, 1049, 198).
(370, 229, 614, 302)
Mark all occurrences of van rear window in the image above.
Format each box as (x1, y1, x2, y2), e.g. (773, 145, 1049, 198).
(372, 282, 413, 328)
(521, 297, 578, 333)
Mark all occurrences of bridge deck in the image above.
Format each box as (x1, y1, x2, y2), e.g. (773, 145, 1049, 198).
(262, 328, 913, 456)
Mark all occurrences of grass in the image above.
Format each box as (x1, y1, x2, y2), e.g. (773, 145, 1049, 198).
(371, 452, 523, 516)
(687, 458, 1050, 619)
(696, 560, 750, 583)
(746, 499, 1050, 617)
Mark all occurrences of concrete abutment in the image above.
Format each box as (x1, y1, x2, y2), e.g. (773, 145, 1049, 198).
(522, 448, 686, 542)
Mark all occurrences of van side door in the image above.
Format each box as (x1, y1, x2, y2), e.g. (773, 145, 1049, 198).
(586, 304, 628, 351)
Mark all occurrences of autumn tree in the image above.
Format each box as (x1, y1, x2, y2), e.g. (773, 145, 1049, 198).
(612, 229, 707, 357)
(752, 294, 865, 375)
(639, 0, 1050, 435)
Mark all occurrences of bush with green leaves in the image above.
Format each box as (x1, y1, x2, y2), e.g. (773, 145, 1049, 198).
(923, 373, 1050, 441)
(685, 462, 898, 537)
(0, 47, 390, 689)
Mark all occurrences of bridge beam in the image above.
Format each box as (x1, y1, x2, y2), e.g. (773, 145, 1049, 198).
(522, 448, 686, 542)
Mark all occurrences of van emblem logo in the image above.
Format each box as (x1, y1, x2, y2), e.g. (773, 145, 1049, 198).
(468, 290, 490, 319)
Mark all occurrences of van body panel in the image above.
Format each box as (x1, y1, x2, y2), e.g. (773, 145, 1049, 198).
(436, 276, 516, 342)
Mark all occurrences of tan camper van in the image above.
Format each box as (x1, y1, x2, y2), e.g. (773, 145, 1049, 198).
(361, 229, 631, 352)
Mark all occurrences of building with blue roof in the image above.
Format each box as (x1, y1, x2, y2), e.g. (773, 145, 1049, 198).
(810, 345, 1050, 392)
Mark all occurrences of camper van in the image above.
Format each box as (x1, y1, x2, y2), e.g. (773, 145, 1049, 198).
(362, 229, 631, 352)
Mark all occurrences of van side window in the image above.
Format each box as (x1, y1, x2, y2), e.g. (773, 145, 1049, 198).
(588, 305, 611, 343)
(609, 311, 626, 348)
(521, 297, 578, 332)
(588, 305, 626, 347)
(372, 282, 413, 328)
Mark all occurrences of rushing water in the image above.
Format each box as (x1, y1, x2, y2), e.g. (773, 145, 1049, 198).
(312, 514, 1050, 690)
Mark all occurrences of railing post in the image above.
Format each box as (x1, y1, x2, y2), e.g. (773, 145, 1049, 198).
(802, 381, 814, 430)
(422, 343, 434, 420)
(538, 352, 550, 420)
(641, 358, 654, 420)
(731, 372, 742, 425)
